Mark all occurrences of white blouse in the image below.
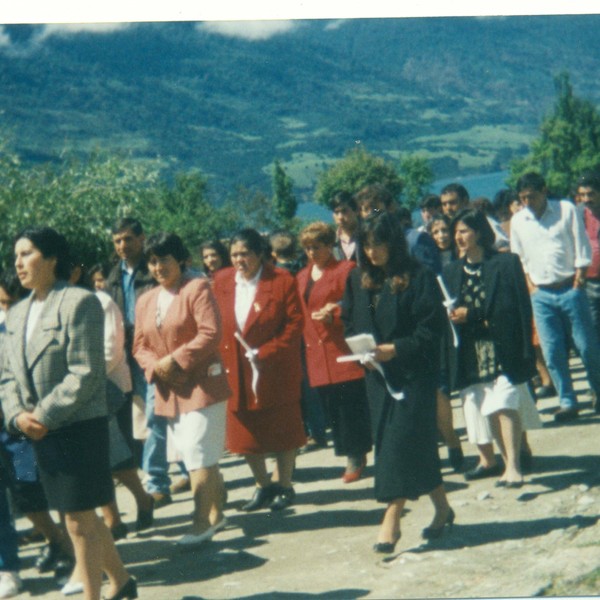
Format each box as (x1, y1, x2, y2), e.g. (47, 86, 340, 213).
(234, 267, 263, 331)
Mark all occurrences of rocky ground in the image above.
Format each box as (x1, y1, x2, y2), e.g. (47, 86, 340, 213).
(13, 357, 600, 599)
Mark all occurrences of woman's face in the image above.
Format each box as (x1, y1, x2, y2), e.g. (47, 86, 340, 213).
(454, 221, 480, 256)
(509, 199, 523, 215)
(202, 248, 223, 273)
(14, 238, 57, 293)
(148, 254, 183, 289)
(91, 272, 107, 291)
(430, 221, 451, 251)
(230, 241, 262, 281)
(363, 240, 390, 268)
(304, 241, 333, 269)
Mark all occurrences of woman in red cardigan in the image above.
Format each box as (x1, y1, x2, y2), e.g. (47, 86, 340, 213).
(133, 233, 231, 546)
(297, 222, 372, 482)
(213, 228, 306, 512)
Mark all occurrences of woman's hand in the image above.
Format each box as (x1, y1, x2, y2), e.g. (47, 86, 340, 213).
(449, 307, 468, 324)
(311, 302, 338, 323)
(372, 343, 396, 363)
(16, 412, 48, 441)
(155, 355, 187, 387)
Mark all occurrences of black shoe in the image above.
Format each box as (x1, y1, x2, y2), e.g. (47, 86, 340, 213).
(36, 542, 70, 573)
(105, 577, 138, 600)
(111, 523, 129, 541)
(448, 446, 464, 472)
(373, 539, 399, 554)
(534, 384, 556, 399)
(464, 463, 502, 481)
(53, 554, 75, 587)
(553, 407, 579, 423)
(241, 485, 277, 512)
(421, 508, 455, 540)
(135, 496, 154, 532)
(270, 486, 296, 511)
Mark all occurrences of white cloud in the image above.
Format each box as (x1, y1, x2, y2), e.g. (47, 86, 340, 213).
(36, 23, 131, 41)
(197, 20, 299, 41)
(0, 26, 10, 47)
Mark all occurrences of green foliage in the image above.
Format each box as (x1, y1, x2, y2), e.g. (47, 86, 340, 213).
(398, 154, 434, 209)
(222, 187, 282, 234)
(509, 72, 600, 195)
(271, 161, 298, 223)
(314, 147, 403, 207)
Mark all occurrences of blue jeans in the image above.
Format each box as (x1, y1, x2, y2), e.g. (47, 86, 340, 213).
(585, 280, 600, 343)
(0, 484, 20, 572)
(531, 286, 600, 409)
(134, 363, 171, 495)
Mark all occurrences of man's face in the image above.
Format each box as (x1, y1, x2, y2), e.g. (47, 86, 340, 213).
(333, 205, 358, 232)
(440, 192, 462, 218)
(112, 228, 145, 265)
(518, 187, 547, 217)
(578, 186, 600, 211)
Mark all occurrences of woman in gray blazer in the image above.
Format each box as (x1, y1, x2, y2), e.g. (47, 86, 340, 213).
(0, 227, 136, 600)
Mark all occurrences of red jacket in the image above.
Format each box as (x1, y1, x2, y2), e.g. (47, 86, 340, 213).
(213, 264, 304, 412)
(133, 277, 231, 418)
(296, 259, 364, 387)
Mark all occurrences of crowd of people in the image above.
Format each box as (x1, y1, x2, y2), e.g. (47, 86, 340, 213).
(1, 169, 600, 599)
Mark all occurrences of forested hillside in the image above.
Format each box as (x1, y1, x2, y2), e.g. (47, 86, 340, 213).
(1, 15, 600, 202)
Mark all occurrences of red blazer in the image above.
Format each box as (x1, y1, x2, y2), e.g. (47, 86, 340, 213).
(213, 264, 304, 412)
(133, 277, 231, 418)
(296, 258, 364, 387)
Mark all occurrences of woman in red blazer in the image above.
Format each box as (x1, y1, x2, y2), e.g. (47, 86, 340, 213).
(297, 222, 372, 482)
(213, 229, 306, 512)
(133, 233, 231, 546)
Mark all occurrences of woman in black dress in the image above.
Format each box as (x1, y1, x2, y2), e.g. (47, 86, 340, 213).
(342, 213, 454, 553)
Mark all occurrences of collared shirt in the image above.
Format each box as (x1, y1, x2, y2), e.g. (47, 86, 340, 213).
(234, 266, 263, 331)
(337, 228, 357, 261)
(120, 260, 139, 326)
(510, 199, 591, 286)
(487, 216, 510, 251)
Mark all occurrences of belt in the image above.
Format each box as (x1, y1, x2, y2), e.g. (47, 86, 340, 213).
(538, 276, 575, 290)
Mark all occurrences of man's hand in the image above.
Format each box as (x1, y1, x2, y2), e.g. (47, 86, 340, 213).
(16, 412, 48, 441)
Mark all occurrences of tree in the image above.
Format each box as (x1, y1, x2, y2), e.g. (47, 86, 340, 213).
(509, 72, 600, 195)
(271, 160, 297, 223)
(398, 154, 434, 209)
(315, 147, 403, 207)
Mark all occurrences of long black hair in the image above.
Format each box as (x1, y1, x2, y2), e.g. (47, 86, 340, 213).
(14, 226, 72, 281)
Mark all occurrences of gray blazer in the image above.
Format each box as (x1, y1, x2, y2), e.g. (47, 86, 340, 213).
(0, 280, 108, 432)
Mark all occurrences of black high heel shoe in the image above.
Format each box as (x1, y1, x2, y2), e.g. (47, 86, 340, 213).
(105, 577, 138, 600)
(373, 533, 401, 554)
(421, 508, 455, 540)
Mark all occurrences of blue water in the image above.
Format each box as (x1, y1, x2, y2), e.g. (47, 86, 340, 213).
(297, 170, 510, 223)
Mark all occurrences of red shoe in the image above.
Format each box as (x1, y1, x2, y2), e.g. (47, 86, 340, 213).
(342, 456, 366, 483)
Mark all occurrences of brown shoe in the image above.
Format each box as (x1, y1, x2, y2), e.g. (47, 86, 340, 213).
(170, 478, 191, 495)
(151, 492, 173, 509)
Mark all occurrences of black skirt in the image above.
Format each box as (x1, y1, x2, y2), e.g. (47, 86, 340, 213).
(33, 417, 114, 512)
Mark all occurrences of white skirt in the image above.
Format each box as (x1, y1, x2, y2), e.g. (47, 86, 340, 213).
(460, 375, 542, 445)
(166, 402, 227, 470)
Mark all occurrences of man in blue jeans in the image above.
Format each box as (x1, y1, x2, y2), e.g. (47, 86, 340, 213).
(511, 172, 600, 422)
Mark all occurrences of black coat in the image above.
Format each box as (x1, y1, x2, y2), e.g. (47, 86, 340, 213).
(442, 251, 536, 391)
(341, 264, 444, 502)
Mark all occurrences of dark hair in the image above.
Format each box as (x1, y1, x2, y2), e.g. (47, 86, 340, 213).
(230, 228, 268, 259)
(111, 217, 144, 236)
(354, 184, 394, 209)
(471, 196, 495, 217)
(0, 269, 28, 301)
(358, 212, 415, 292)
(516, 172, 546, 193)
(576, 171, 600, 193)
(200, 239, 231, 270)
(420, 194, 441, 211)
(493, 188, 519, 222)
(89, 262, 110, 280)
(144, 232, 190, 266)
(440, 183, 470, 204)
(426, 213, 451, 234)
(395, 205, 413, 228)
(14, 226, 71, 281)
(329, 190, 358, 212)
(451, 208, 496, 254)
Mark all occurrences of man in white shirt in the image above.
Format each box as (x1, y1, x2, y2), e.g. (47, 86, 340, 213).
(510, 172, 600, 422)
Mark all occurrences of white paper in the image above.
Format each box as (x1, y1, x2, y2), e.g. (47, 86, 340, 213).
(234, 331, 260, 399)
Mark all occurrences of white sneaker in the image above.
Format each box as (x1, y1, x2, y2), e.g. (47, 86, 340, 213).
(61, 580, 84, 596)
(0, 572, 23, 599)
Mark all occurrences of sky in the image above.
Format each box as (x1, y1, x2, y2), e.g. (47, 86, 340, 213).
(0, 0, 598, 24)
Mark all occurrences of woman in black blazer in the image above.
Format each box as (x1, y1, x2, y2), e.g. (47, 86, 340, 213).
(442, 209, 541, 488)
(342, 213, 454, 554)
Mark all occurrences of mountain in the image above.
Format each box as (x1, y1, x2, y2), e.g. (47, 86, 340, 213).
(1, 16, 600, 203)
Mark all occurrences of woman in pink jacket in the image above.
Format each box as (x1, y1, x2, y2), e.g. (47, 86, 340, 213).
(133, 233, 231, 546)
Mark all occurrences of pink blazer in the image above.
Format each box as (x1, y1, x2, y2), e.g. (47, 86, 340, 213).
(133, 277, 231, 418)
